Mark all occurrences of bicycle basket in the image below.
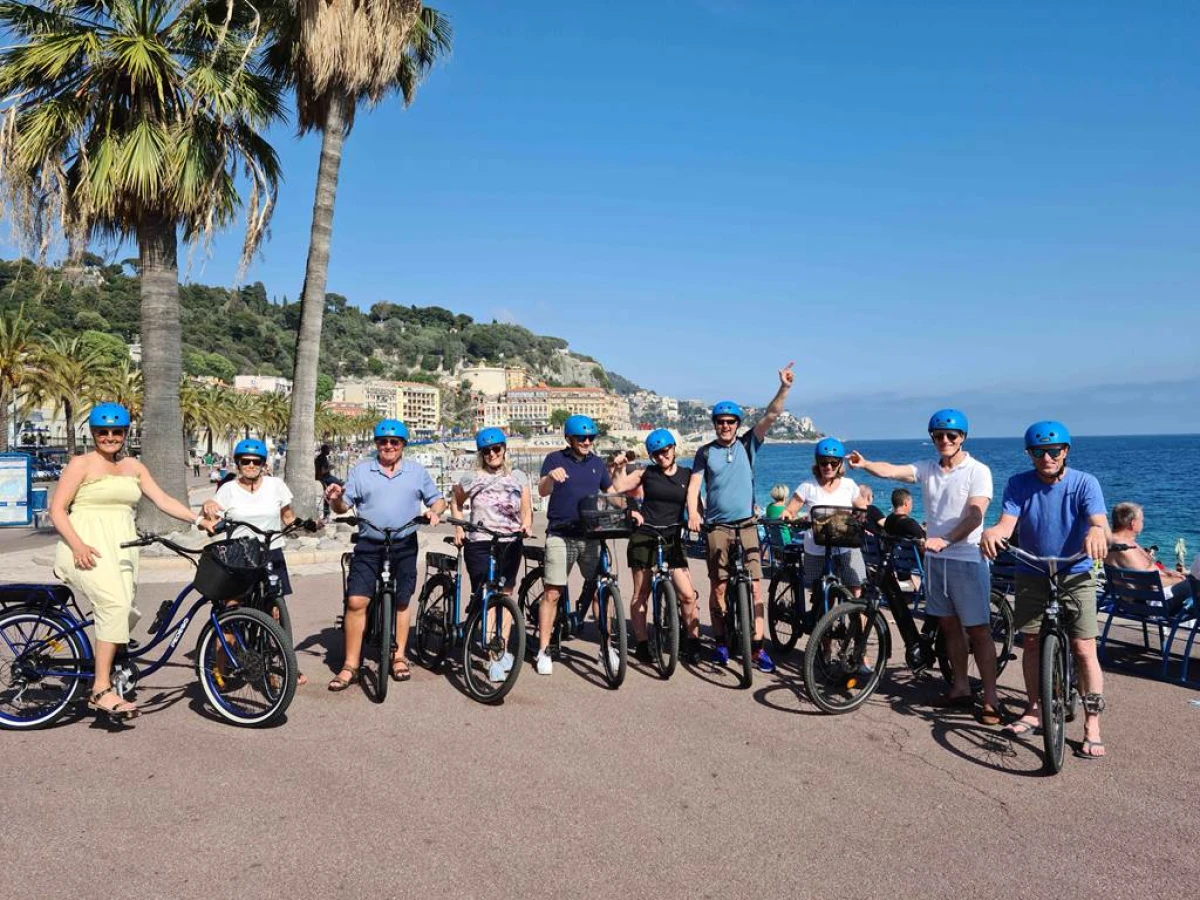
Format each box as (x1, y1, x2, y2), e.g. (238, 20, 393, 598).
(193, 537, 267, 600)
(578, 493, 634, 539)
(809, 506, 865, 549)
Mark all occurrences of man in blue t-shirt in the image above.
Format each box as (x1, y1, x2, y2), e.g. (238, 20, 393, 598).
(981, 420, 1110, 759)
(687, 363, 795, 674)
(535, 414, 614, 677)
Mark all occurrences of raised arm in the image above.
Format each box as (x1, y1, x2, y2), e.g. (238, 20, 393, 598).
(753, 362, 795, 442)
(846, 450, 915, 483)
(610, 462, 645, 494)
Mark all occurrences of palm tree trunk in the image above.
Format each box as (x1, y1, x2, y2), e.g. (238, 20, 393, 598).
(64, 399, 76, 454)
(137, 218, 190, 530)
(0, 390, 10, 453)
(285, 93, 347, 518)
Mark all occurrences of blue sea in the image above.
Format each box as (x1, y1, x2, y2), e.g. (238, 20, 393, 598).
(740, 435, 1199, 566)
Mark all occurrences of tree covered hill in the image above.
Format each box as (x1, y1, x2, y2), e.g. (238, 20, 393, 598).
(0, 256, 642, 391)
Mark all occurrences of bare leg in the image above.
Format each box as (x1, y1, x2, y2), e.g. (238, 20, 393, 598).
(541, 586, 563, 653)
(941, 614, 972, 698)
(393, 603, 413, 675)
(671, 568, 700, 638)
(751, 578, 764, 641)
(966, 623, 1000, 709)
(630, 568, 650, 642)
(1072, 637, 1105, 755)
(710, 579, 728, 641)
(332, 594, 368, 686)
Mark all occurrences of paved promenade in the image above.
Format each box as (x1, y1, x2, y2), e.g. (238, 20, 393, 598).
(2, 518, 1198, 900)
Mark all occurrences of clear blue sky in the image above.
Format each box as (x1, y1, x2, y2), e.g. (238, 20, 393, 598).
(21, 1, 1200, 438)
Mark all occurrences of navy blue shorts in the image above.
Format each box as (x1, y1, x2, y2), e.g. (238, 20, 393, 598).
(346, 535, 419, 609)
(464, 539, 523, 597)
(268, 547, 292, 596)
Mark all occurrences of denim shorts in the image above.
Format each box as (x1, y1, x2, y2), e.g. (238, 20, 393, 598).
(923, 556, 991, 627)
(346, 535, 419, 609)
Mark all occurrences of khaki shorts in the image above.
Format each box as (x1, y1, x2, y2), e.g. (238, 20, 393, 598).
(705, 523, 762, 582)
(544, 535, 601, 587)
(1013, 571, 1098, 640)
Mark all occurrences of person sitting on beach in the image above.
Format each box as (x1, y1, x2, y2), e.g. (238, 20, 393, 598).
(1105, 502, 1195, 606)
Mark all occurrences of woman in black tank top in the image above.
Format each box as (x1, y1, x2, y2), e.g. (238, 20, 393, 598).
(611, 432, 702, 664)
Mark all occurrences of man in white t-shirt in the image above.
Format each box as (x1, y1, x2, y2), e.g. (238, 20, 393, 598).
(847, 408, 1000, 725)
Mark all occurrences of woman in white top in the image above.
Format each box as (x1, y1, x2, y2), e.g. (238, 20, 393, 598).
(201, 438, 305, 684)
(782, 438, 867, 597)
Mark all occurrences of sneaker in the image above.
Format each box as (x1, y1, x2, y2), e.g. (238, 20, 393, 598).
(602, 646, 622, 672)
(535, 650, 553, 676)
(487, 660, 506, 683)
(755, 649, 776, 673)
(682, 638, 702, 665)
(499, 651, 515, 673)
(634, 640, 653, 664)
(713, 644, 730, 666)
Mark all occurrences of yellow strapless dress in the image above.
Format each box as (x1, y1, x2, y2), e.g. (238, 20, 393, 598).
(54, 475, 142, 643)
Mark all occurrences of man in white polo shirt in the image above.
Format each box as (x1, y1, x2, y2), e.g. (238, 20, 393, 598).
(847, 408, 1000, 726)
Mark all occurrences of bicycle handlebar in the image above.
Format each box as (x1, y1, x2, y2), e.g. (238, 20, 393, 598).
(119, 533, 203, 562)
(442, 516, 522, 540)
(334, 514, 428, 537)
(214, 516, 319, 540)
(701, 517, 758, 533)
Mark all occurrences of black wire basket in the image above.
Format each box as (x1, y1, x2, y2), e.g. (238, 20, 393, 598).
(193, 538, 267, 600)
(809, 506, 865, 549)
(578, 493, 635, 539)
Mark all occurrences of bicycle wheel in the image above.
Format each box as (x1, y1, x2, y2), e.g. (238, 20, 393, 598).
(767, 570, 803, 654)
(461, 591, 526, 703)
(649, 579, 680, 679)
(803, 600, 887, 714)
(414, 574, 453, 671)
(598, 582, 627, 688)
(935, 588, 1015, 687)
(1039, 631, 1067, 774)
(0, 608, 88, 729)
(517, 567, 545, 661)
(733, 581, 753, 688)
(195, 607, 296, 727)
(368, 589, 395, 704)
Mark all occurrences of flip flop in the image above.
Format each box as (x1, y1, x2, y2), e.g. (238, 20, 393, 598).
(1075, 739, 1106, 760)
(1002, 717, 1041, 737)
(931, 693, 975, 709)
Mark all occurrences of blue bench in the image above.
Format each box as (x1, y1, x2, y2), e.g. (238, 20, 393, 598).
(1099, 565, 1199, 684)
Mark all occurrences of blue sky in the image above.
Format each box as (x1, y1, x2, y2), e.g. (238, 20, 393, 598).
(12, 1, 1200, 438)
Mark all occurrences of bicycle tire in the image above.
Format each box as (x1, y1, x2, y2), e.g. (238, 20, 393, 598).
(767, 570, 803, 654)
(803, 598, 887, 714)
(517, 567, 545, 661)
(370, 589, 395, 704)
(195, 607, 296, 727)
(414, 574, 454, 671)
(598, 582, 628, 688)
(734, 580, 753, 688)
(1039, 630, 1067, 774)
(935, 589, 1015, 686)
(0, 607, 88, 729)
(461, 591, 526, 704)
(650, 579, 680, 679)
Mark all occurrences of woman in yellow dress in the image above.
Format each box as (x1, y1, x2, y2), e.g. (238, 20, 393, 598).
(50, 403, 201, 720)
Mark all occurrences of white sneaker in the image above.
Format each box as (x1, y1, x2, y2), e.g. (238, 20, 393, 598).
(487, 660, 506, 683)
(603, 647, 621, 672)
(536, 650, 553, 676)
(499, 652, 515, 673)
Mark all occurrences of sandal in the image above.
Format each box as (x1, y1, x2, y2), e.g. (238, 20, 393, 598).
(88, 686, 139, 720)
(1075, 739, 1106, 760)
(1002, 716, 1041, 737)
(391, 657, 411, 682)
(977, 704, 1002, 727)
(327, 665, 360, 692)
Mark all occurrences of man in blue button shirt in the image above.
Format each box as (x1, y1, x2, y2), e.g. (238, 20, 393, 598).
(981, 420, 1109, 758)
(325, 419, 446, 691)
(687, 363, 794, 673)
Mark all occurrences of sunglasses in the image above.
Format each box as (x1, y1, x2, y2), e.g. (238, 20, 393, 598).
(93, 428, 126, 438)
(482, 445, 505, 456)
(375, 438, 403, 447)
(714, 418, 739, 427)
(570, 435, 595, 444)
(817, 457, 842, 467)
(1029, 446, 1066, 460)
(236, 458, 264, 467)
(652, 446, 674, 457)
(930, 431, 963, 443)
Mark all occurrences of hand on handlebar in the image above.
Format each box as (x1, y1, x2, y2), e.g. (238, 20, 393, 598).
(453, 526, 465, 548)
(324, 482, 344, 503)
(979, 526, 1008, 560)
(631, 510, 644, 527)
(925, 536, 949, 554)
(1084, 524, 1109, 561)
(686, 514, 702, 535)
(201, 499, 223, 520)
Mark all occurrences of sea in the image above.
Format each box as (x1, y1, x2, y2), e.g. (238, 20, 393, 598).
(739, 435, 1198, 566)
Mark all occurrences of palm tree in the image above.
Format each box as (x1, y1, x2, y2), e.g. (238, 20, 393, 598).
(0, 306, 33, 451)
(0, 0, 283, 528)
(256, 390, 291, 444)
(26, 335, 103, 453)
(271, 1, 452, 515)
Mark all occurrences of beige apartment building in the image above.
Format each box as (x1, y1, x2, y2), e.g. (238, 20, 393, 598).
(337, 380, 442, 436)
(460, 365, 534, 397)
(506, 385, 631, 431)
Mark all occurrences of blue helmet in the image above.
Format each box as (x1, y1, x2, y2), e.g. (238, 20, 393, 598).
(1024, 420, 1071, 448)
(814, 437, 846, 459)
(374, 419, 409, 441)
(564, 414, 598, 438)
(88, 402, 130, 428)
(645, 428, 675, 455)
(234, 438, 268, 460)
(476, 427, 507, 450)
(711, 400, 743, 422)
(928, 408, 968, 435)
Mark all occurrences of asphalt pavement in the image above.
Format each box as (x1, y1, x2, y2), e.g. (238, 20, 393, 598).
(1, 525, 1198, 900)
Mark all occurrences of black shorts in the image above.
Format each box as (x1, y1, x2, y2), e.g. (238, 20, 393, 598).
(346, 535, 419, 609)
(627, 529, 687, 570)
(464, 539, 523, 596)
(268, 547, 292, 596)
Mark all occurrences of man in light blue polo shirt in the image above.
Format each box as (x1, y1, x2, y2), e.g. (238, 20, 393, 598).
(325, 419, 445, 692)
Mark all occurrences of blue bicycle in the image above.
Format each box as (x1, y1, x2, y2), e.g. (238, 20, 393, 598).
(0, 531, 297, 729)
(413, 516, 526, 703)
(638, 522, 685, 678)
